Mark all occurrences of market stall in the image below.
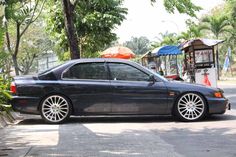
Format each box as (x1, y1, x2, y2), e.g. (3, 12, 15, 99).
(140, 51, 159, 69)
(180, 38, 224, 87)
(141, 45, 182, 80)
(152, 45, 182, 77)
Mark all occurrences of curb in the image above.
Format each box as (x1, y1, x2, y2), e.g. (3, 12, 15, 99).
(0, 115, 7, 128)
(0, 112, 22, 129)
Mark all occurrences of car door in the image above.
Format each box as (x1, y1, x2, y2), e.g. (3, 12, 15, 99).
(60, 62, 112, 114)
(108, 62, 169, 114)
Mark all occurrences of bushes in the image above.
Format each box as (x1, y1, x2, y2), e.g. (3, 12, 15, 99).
(0, 72, 12, 113)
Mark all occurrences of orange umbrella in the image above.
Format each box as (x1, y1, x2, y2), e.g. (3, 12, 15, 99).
(100, 46, 135, 59)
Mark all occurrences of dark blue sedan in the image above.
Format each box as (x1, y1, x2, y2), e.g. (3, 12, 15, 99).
(10, 58, 230, 123)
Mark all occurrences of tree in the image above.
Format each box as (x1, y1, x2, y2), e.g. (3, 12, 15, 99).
(201, 16, 230, 39)
(46, 0, 127, 59)
(61, 0, 80, 59)
(152, 32, 179, 48)
(201, 15, 230, 79)
(151, 0, 202, 17)
(59, 0, 201, 60)
(0, 0, 5, 51)
(123, 36, 150, 55)
(178, 20, 205, 40)
(17, 22, 54, 75)
(4, 0, 46, 75)
(225, 0, 236, 49)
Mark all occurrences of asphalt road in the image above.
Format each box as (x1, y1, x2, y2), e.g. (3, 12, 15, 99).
(1, 84, 236, 157)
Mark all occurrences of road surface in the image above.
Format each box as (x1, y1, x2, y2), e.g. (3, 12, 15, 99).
(0, 84, 236, 157)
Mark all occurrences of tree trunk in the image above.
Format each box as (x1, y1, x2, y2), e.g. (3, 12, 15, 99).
(216, 45, 220, 80)
(12, 55, 19, 76)
(79, 41, 83, 58)
(216, 34, 220, 80)
(62, 0, 80, 59)
(12, 23, 21, 76)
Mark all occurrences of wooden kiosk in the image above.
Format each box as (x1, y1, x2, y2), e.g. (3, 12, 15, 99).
(180, 39, 223, 87)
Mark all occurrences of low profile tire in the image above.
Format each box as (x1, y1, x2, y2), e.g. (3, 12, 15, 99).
(40, 95, 72, 124)
(174, 93, 207, 122)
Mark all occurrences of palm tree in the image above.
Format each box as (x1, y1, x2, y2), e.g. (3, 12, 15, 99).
(158, 32, 179, 46)
(201, 15, 230, 79)
(202, 16, 229, 39)
(178, 24, 205, 41)
(124, 36, 150, 55)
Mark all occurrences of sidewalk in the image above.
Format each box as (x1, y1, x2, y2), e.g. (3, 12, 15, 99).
(218, 80, 236, 86)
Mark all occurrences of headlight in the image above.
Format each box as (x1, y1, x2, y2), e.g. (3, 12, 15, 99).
(214, 92, 223, 98)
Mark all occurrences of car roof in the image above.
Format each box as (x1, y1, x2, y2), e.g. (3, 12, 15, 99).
(68, 58, 135, 64)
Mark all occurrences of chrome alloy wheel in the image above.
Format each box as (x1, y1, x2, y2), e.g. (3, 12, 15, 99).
(41, 95, 70, 123)
(177, 93, 205, 121)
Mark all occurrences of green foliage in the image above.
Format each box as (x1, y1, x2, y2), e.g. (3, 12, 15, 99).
(0, 72, 12, 112)
(225, 0, 236, 46)
(18, 22, 54, 75)
(151, 0, 202, 17)
(83, 51, 100, 58)
(152, 32, 179, 48)
(46, 0, 127, 59)
(123, 36, 151, 55)
(4, 0, 46, 75)
(5, 0, 45, 25)
(178, 20, 205, 40)
(0, 17, 4, 49)
(0, 49, 12, 75)
(201, 15, 230, 39)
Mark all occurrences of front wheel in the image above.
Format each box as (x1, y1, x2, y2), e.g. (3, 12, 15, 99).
(40, 95, 72, 124)
(174, 93, 207, 122)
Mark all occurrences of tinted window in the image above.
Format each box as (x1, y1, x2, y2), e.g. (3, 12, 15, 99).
(108, 63, 149, 81)
(63, 62, 107, 80)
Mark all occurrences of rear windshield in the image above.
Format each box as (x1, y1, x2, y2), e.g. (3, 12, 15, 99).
(38, 62, 66, 76)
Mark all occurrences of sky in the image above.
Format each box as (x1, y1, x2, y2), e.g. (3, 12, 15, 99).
(114, 0, 224, 43)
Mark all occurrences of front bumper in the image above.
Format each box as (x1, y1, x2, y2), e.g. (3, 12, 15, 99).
(207, 97, 230, 114)
(226, 102, 231, 110)
(11, 96, 40, 114)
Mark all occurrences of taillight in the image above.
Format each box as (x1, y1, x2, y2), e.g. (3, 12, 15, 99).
(10, 82, 17, 94)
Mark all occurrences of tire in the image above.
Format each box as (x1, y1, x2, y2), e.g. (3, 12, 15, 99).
(174, 93, 207, 122)
(40, 95, 72, 124)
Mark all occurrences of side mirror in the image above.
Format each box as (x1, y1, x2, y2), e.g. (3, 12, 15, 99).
(148, 74, 156, 83)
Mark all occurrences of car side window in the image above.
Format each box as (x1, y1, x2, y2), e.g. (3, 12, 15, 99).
(62, 62, 107, 80)
(108, 63, 149, 81)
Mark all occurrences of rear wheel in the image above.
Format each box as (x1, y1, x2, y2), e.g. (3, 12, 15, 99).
(174, 93, 207, 121)
(40, 95, 72, 124)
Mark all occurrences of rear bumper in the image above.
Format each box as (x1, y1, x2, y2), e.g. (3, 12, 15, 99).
(10, 96, 40, 114)
(207, 97, 230, 114)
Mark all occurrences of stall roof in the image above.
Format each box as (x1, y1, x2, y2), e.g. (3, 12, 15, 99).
(140, 51, 153, 59)
(151, 45, 182, 56)
(180, 38, 224, 49)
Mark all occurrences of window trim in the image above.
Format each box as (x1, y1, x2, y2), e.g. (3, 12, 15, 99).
(61, 62, 110, 81)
